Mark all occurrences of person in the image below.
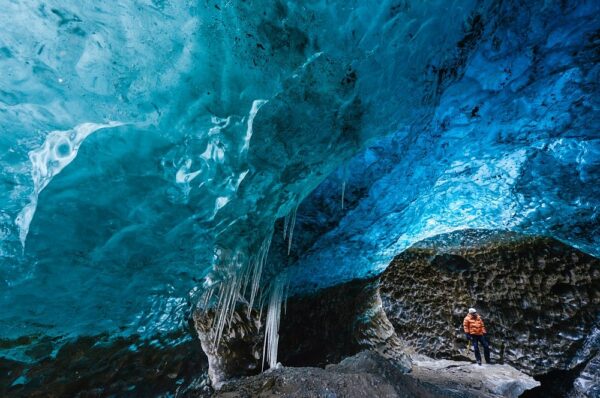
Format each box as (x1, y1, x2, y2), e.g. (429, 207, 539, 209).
(463, 308, 491, 365)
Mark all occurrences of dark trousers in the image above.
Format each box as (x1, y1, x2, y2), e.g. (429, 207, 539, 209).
(472, 335, 491, 363)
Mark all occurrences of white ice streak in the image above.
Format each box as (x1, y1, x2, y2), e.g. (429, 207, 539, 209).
(15, 121, 123, 247)
(291, 51, 323, 79)
(281, 206, 298, 254)
(176, 158, 202, 183)
(242, 99, 268, 151)
(283, 214, 290, 240)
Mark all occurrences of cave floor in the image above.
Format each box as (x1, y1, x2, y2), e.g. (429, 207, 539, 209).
(210, 351, 538, 398)
(409, 355, 539, 398)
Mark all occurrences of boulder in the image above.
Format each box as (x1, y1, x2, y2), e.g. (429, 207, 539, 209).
(411, 356, 540, 398)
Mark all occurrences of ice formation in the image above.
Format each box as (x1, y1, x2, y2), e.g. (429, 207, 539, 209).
(262, 275, 286, 371)
(0, 0, 598, 368)
(15, 122, 123, 247)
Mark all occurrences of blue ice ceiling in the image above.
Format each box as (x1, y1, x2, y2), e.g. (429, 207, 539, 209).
(1, 0, 599, 360)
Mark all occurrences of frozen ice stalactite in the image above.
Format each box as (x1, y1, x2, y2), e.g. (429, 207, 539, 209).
(282, 206, 298, 254)
(15, 122, 123, 247)
(201, 231, 274, 348)
(210, 252, 243, 347)
(262, 274, 286, 371)
(247, 236, 273, 317)
(200, 220, 290, 370)
(287, 206, 298, 255)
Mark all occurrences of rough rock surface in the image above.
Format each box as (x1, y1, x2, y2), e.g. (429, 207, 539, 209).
(212, 351, 449, 398)
(380, 230, 600, 376)
(411, 356, 539, 398)
(192, 302, 264, 388)
(571, 352, 600, 398)
(206, 350, 538, 398)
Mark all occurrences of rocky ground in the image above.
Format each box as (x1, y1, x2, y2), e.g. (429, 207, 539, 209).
(202, 351, 538, 398)
(410, 355, 539, 398)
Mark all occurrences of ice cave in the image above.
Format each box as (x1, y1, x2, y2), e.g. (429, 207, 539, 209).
(1, 0, 599, 397)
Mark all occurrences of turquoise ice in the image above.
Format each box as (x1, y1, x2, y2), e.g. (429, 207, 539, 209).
(0, 0, 598, 361)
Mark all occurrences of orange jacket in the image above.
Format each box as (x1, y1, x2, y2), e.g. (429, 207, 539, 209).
(463, 314, 487, 335)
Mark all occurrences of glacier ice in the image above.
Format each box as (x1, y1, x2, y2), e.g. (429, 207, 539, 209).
(278, 0, 600, 292)
(0, 0, 598, 368)
(15, 122, 123, 247)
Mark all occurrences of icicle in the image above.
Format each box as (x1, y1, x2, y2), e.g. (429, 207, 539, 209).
(227, 275, 240, 327)
(287, 205, 298, 255)
(283, 214, 290, 240)
(202, 286, 214, 309)
(258, 295, 265, 325)
(247, 232, 272, 316)
(341, 180, 346, 210)
(214, 273, 237, 345)
(210, 253, 248, 347)
(240, 258, 252, 301)
(203, 229, 278, 349)
(211, 282, 225, 329)
(262, 275, 286, 371)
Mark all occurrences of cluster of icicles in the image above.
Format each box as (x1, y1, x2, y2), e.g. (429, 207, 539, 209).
(199, 206, 299, 370)
(198, 179, 349, 371)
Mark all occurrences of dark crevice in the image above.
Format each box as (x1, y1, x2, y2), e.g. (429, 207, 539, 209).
(519, 360, 589, 398)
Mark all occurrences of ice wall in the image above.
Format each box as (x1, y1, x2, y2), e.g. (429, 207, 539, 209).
(0, 0, 598, 361)
(281, 0, 600, 291)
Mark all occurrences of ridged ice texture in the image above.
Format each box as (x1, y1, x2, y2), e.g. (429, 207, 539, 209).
(282, 0, 600, 291)
(0, 0, 495, 358)
(0, 0, 598, 360)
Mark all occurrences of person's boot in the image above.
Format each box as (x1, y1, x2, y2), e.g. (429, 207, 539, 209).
(477, 361, 481, 366)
